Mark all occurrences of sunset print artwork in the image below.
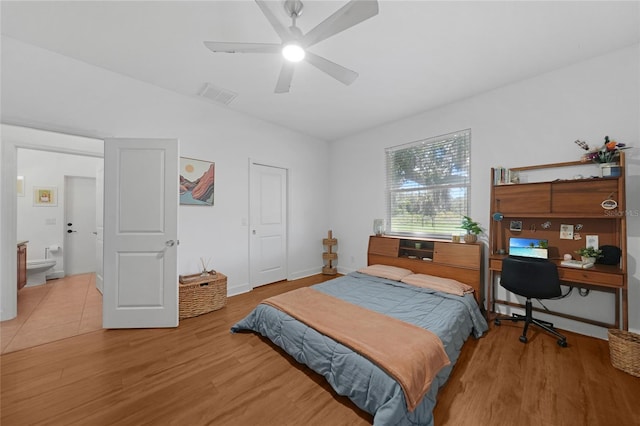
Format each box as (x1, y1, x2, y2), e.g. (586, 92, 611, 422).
(180, 158, 215, 206)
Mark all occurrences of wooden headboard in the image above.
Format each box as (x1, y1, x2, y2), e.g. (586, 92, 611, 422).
(367, 235, 483, 307)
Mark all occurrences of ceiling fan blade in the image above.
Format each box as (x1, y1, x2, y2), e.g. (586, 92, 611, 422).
(303, 0, 379, 48)
(275, 62, 295, 93)
(203, 41, 281, 54)
(255, 0, 292, 42)
(304, 52, 358, 86)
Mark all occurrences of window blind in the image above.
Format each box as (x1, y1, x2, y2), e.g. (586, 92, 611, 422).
(385, 129, 471, 238)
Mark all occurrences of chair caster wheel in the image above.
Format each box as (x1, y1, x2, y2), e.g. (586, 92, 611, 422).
(557, 339, 567, 347)
(519, 335, 528, 343)
(494, 319, 501, 326)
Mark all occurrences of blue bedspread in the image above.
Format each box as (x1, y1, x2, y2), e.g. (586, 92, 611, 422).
(231, 272, 488, 425)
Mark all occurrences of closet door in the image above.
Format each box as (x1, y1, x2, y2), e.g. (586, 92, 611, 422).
(249, 162, 288, 288)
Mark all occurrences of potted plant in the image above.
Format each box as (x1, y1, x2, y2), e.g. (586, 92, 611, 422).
(460, 216, 483, 243)
(575, 246, 602, 264)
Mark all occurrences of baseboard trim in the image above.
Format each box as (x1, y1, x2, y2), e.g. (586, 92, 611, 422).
(228, 283, 251, 297)
(46, 271, 65, 280)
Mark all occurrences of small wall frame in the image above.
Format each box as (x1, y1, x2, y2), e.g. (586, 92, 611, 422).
(33, 186, 57, 206)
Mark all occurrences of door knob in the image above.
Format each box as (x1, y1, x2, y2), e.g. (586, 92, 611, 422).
(67, 230, 77, 233)
(165, 240, 176, 247)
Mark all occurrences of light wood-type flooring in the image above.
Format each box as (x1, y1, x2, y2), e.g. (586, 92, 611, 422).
(2, 274, 639, 425)
(1, 273, 102, 354)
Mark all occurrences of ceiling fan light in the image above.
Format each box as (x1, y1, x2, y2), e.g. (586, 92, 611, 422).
(282, 43, 305, 62)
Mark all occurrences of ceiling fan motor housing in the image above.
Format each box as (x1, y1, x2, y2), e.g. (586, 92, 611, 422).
(284, 0, 304, 18)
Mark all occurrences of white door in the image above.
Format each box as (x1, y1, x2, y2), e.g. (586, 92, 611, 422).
(95, 161, 104, 293)
(64, 176, 97, 276)
(249, 163, 287, 287)
(103, 138, 179, 328)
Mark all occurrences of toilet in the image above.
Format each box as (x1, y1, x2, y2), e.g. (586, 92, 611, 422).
(26, 259, 56, 287)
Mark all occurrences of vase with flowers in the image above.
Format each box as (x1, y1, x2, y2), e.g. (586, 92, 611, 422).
(574, 136, 631, 177)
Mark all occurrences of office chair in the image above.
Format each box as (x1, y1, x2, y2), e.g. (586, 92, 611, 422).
(494, 256, 568, 347)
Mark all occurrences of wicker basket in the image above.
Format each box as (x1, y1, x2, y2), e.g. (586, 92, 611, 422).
(179, 271, 227, 319)
(608, 329, 640, 377)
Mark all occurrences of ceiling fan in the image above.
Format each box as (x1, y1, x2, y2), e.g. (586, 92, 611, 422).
(204, 0, 379, 93)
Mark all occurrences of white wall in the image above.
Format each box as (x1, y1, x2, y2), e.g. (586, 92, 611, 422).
(330, 44, 640, 338)
(17, 149, 102, 278)
(1, 37, 330, 320)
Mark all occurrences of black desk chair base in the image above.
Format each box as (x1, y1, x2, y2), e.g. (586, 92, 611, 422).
(494, 299, 568, 347)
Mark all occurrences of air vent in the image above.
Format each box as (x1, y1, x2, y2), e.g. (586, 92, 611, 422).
(198, 83, 238, 106)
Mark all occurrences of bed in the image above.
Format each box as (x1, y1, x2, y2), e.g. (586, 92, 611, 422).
(232, 237, 488, 425)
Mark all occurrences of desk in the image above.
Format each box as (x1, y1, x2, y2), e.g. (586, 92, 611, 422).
(489, 255, 627, 330)
(488, 158, 628, 331)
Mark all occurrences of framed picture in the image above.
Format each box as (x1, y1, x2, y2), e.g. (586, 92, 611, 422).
(17, 176, 25, 197)
(509, 220, 522, 232)
(560, 224, 574, 240)
(586, 235, 599, 249)
(180, 157, 215, 206)
(33, 186, 57, 206)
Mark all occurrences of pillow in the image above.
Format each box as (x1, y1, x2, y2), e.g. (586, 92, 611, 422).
(357, 264, 413, 281)
(401, 273, 474, 296)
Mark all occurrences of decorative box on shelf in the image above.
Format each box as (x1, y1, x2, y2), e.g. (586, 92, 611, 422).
(178, 270, 227, 319)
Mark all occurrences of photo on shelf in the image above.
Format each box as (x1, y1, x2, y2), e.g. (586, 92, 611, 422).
(586, 235, 599, 250)
(560, 224, 574, 240)
(509, 220, 522, 232)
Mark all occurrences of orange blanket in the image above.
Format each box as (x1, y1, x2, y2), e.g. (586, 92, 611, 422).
(262, 287, 451, 411)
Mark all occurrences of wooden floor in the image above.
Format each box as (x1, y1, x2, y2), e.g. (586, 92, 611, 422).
(1, 274, 639, 425)
(1, 273, 102, 354)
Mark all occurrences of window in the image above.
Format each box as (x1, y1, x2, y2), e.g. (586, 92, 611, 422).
(385, 129, 470, 237)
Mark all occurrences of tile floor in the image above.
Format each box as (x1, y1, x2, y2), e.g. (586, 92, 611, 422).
(1, 273, 102, 354)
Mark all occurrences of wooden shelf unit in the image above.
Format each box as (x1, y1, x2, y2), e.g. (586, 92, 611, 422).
(322, 230, 338, 275)
(367, 235, 483, 306)
(488, 153, 628, 329)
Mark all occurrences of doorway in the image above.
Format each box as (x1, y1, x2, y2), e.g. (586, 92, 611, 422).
(0, 125, 178, 342)
(6, 147, 104, 352)
(0, 124, 103, 349)
(15, 149, 102, 283)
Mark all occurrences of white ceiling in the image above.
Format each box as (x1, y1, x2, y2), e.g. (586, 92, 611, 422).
(2, 1, 639, 141)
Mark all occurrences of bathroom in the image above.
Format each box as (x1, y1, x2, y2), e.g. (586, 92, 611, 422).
(17, 148, 102, 287)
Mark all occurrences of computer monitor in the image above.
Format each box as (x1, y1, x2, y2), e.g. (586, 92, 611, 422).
(508, 237, 549, 259)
